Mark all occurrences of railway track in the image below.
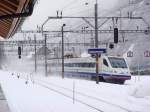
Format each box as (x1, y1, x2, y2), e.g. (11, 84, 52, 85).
(13, 73, 134, 112)
(35, 81, 104, 112)
(33, 78, 133, 112)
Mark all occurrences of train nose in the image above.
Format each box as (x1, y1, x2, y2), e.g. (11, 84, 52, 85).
(115, 68, 129, 75)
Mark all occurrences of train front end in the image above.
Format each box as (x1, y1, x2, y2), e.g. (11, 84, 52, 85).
(102, 56, 131, 84)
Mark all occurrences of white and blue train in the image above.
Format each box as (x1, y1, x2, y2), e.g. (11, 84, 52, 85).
(64, 56, 131, 84)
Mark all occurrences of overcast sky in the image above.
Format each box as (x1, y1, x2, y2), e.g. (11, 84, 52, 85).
(22, 0, 118, 30)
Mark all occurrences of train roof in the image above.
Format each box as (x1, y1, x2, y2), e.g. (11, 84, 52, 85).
(64, 56, 125, 63)
(107, 55, 124, 58)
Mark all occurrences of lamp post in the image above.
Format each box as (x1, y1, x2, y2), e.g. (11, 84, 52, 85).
(62, 24, 66, 79)
(82, 26, 88, 48)
(44, 34, 48, 76)
(41, 18, 50, 76)
(34, 34, 37, 73)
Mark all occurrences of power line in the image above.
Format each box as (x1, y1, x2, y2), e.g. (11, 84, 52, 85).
(17, 29, 150, 34)
(61, 0, 81, 11)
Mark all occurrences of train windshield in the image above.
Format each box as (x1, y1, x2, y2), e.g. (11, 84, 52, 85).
(108, 57, 127, 68)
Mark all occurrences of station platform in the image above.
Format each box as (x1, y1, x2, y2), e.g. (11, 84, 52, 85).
(0, 86, 10, 112)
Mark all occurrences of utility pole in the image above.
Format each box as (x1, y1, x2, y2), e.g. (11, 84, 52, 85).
(44, 34, 48, 76)
(34, 34, 37, 73)
(62, 24, 66, 79)
(95, 0, 99, 84)
(41, 18, 50, 77)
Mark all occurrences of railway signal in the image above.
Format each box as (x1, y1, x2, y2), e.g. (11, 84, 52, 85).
(109, 43, 114, 49)
(114, 28, 118, 44)
(18, 46, 21, 59)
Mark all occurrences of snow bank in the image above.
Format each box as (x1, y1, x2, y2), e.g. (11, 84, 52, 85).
(128, 76, 150, 98)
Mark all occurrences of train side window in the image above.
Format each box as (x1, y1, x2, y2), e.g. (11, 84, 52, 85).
(103, 59, 109, 67)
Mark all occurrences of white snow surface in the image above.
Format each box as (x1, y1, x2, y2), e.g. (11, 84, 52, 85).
(128, 76, 150, 98)
(0, 70, 150, 112)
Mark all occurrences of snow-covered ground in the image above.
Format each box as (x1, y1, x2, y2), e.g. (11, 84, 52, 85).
(0, 70, 150, 112)
(0, 85, 10, 112)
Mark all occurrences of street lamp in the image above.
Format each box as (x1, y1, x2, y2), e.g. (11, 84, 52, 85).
(62, 24, 66, 79)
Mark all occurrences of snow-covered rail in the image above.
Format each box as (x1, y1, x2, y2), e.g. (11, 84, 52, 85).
(33, 78, 132, 112)
(35, 80, 104, 112)
(10, 72, 150, 112)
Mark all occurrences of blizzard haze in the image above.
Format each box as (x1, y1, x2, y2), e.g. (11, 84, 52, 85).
(0, 0, 150, 112)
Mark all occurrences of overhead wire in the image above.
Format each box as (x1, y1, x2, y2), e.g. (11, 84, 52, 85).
(61, 0, 84, 11)
(62, 1, 94, 16)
